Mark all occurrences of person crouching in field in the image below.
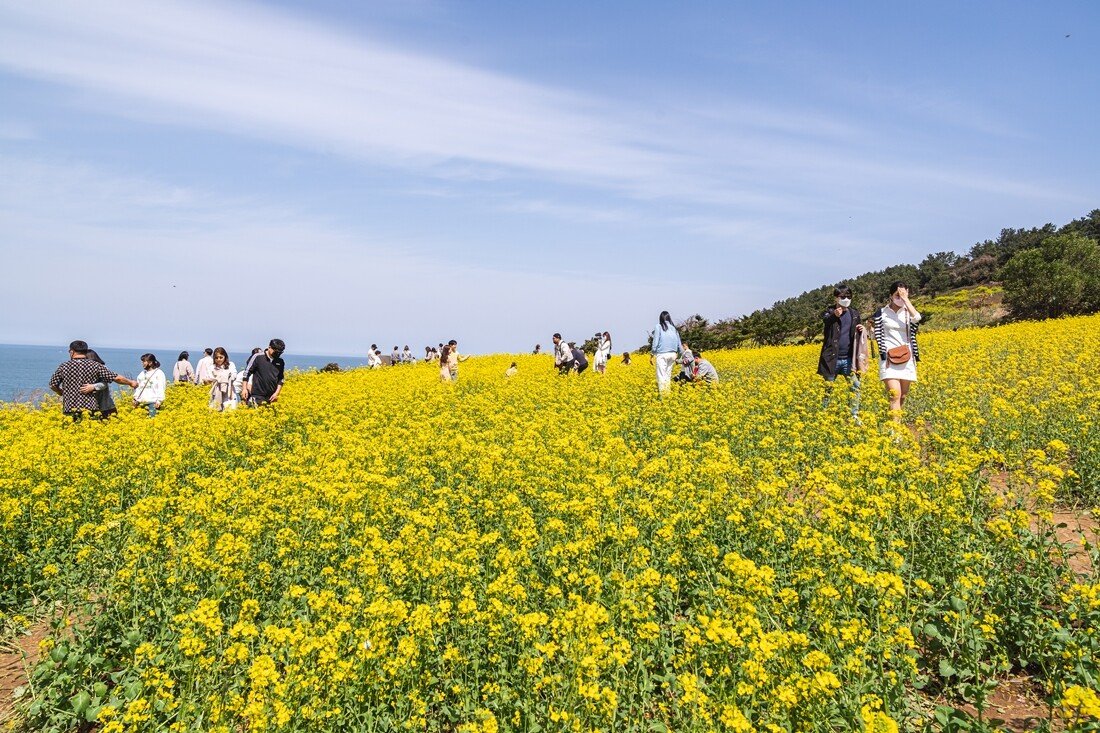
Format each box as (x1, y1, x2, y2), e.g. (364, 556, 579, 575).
(570, 343, 589, 374)
(874, 281, 921, 418)
(49, 340, 138, 421)
(687, 351, 719, 384)
(553, 333, 574, 374)
(818, 285, 867, 422)
(133, 353, 166, 417)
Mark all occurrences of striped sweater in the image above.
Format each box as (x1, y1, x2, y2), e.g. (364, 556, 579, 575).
(872, 308, 921, 362)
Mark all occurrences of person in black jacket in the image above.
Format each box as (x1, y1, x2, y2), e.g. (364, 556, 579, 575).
(817, 285, 864, 421)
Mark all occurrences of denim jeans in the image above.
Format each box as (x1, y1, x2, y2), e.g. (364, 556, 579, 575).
(823, 357, 861, 416)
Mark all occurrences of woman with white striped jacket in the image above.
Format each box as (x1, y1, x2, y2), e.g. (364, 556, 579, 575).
(873, 281, 921, 417)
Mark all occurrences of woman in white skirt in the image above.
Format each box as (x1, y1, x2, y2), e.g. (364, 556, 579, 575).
(873, 281, 922, 417)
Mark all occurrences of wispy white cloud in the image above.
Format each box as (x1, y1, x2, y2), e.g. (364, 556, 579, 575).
(0, 0, 1067, 212)
(0, 155, 740, 353)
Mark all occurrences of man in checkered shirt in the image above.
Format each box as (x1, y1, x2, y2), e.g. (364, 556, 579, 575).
(49, 340, 138, 419)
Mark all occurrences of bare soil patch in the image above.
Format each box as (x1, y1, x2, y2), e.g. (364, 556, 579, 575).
(954, 675, 1057, 732)
(0, 619, 50, 724)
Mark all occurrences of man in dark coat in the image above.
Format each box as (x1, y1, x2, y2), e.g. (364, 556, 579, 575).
(817, 285, 863, 421)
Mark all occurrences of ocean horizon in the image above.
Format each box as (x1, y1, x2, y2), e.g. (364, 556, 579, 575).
(0, 343, 370, 403)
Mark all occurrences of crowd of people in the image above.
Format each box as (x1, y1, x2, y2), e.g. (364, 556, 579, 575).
(47, 281, 921, 421)
(49, 339, 286, 420)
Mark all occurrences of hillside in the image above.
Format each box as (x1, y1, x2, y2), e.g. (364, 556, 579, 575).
(659, 209, 1099, 352)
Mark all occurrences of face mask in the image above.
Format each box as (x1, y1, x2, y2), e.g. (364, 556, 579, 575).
(837, 298, 851, 308)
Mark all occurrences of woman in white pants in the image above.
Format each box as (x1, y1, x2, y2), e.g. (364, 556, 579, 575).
(651, 311, 682, 393)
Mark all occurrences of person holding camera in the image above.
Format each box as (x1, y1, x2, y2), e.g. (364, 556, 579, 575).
(873, 281, 921, 416)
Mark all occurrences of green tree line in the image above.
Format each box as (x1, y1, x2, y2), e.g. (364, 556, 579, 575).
(642, 209, 1100, 352)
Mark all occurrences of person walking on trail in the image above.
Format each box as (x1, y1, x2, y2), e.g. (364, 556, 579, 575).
(818, 285, 866, 422)
(241, 339, 286, 406)
(49, 340, 137, 421)
(194, 348, 215, 385)
(208, 346, 238, 411)
(570, 344, 589, 374)
(651, 311, 682, 393)
(173, 351, 195, 384)
(133, 353, 167, 417)
(594, 331, 612, 374)
(873, 281, 922, 418)
(552, 333, 574, 374)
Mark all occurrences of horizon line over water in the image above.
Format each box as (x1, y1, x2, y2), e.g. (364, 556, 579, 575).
(0, 343, 369, 404)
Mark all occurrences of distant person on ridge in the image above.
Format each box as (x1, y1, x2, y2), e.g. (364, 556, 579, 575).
(818, 285, 866, 422)
(193, 347, 215, 385)
(241, 339, 286, 406)
(533, 344, 541, 355)
(552, 333, 574, 374)
(367, 345, 382, 369)
(402, 345, 413, 364)
(49, 340, 137, 421)
(651, 311, 682, 393)
(873, 282, 922, 418)
(173, 351, 195, 383)
(391, 346, 401, 366)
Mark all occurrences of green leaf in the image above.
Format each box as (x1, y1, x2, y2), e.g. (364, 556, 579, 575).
(939, 659, 957, 678)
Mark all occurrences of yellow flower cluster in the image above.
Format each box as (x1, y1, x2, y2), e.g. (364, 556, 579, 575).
(2, 314, 1100, 731)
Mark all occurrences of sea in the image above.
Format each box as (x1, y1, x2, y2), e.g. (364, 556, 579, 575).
(0, 343, 368, 403)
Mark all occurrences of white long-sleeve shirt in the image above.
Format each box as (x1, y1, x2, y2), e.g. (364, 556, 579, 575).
(134, 368, 166, 404)
(554, 340, 573, 366)
(194, 355, 215, 384)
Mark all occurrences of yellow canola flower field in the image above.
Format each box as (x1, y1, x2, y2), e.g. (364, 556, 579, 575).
(2, 315, 1100, 732)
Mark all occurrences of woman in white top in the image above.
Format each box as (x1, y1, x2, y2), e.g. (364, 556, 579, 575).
(594, 331, 612, 374)
(208, 346, 238, 411)
(873, 281, 922, 416)
(172, 351, 195, 383)
(133, 353, 167, 417)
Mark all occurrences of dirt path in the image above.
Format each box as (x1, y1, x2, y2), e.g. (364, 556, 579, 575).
(0, 619, 50, 725)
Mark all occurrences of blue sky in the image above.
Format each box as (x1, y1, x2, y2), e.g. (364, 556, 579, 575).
(0, 0, 1097, 355)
